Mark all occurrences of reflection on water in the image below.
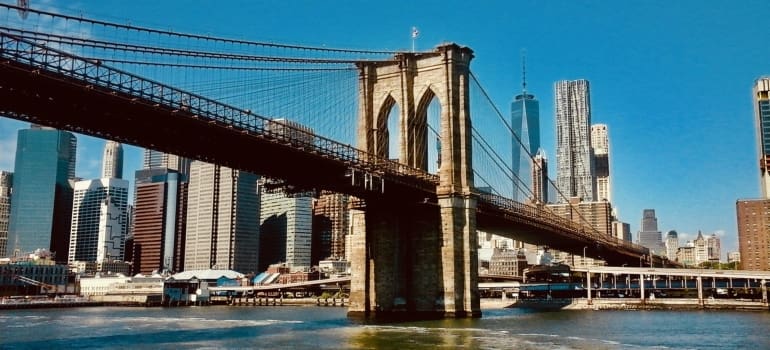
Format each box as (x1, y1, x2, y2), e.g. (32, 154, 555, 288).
(1, 306, 769, 349)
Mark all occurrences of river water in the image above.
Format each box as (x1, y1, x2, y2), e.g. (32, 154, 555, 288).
(1, 305, 768, 349)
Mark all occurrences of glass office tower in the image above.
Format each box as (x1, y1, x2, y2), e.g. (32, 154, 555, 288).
(7, 125, 76, 262)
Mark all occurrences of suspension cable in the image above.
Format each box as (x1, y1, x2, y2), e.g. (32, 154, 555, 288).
(0, 3, 409, 56)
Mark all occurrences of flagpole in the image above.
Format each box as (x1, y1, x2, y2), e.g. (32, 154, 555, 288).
(411, 26, 418, 52)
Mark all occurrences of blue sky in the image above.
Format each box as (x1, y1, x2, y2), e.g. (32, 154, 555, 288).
(2, 0, 768, 258)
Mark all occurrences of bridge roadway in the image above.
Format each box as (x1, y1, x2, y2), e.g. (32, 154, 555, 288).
(0, 33, 649, 265)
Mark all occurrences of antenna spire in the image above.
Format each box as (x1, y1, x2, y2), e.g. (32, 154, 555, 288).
(521, 48, 527, 94)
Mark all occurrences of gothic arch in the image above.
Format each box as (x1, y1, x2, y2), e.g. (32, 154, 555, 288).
(374, 94, 398, 160)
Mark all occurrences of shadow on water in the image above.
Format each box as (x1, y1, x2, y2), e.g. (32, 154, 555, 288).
(348, 317, 483, 350)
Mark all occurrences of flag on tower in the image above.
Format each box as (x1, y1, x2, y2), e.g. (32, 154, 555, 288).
(412, 27, 419, 39)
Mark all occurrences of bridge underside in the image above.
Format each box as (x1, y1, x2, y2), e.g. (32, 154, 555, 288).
(0, 61, 433, 206)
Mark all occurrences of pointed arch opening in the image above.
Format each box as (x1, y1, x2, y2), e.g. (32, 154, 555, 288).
(414, 88, 441, 174)
(375, 95, 400, 161)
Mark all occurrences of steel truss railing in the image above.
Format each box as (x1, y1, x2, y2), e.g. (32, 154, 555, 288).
(476, 193, 648, 255)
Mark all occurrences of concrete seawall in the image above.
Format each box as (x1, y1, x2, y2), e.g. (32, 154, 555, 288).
(563, 298, 770, 311)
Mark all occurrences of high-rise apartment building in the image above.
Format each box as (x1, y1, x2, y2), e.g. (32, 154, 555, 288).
(184, 161, 259, 273)
(68, 178, 129, 263)
(101, 141, 124, 179)
(7, 125, 77, 262)
(128, 169, 187, 274)
(511, 64, 540, 201)
(591, 124, 611, 202)
(637, 209, 665, 255)
(737, 198, 770, 270)
(260, 188, 313, 272)
(754, 77, 770, 198)
(555, 79, 595, 202)
(531, 150, 548, 204)
(0, 171, 12, 257)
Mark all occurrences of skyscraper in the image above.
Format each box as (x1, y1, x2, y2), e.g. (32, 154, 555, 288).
(0, 171, 12, 257)
(637, 209, 665, 254)
(530, 149, 548, 204)
(754, 77, 770, 198)
(554, 79, 595, 202)
(7, 125, 77, 262)
(142, 149, 191, 177)
(260, 188, 313, 272)
(101, 141, 124, 179)
(511, 57, 540, 200)
(706, 233, 721, 262)
(68, 178, 129, 263)
(737, 198, 770, 270)
(128, 168, 187, 274)
(184, 161, 259, 273)
(665, 230, 679, 261)
(591, 124, 611, 202)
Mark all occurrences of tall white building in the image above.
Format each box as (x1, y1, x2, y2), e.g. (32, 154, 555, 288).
(591, 124, 611, 202)
(101, 141, 124, 179)
(68, 178, 129, 263)
(555, 79, 595, 202)
(665, 230, 679, 261)
(184, 161, 259, 273)
(693, 231, 709, 265)
(259, 188, 313, 272)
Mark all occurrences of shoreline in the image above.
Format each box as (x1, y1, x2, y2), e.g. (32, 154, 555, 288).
(4, 297, 767, 312)
(513, 297, 770, 311)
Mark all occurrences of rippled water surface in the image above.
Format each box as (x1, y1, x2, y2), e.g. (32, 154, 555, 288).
(1, 306, 768, 349)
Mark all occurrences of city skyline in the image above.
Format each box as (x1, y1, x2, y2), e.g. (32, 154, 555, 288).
(1, 1, 768, 259)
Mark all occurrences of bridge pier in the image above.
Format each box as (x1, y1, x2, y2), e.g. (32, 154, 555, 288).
(347, 198, 480, 320)
(349, 44, 479, 320)
(348, 201, 451, 320)
(437, 194, 481, 318)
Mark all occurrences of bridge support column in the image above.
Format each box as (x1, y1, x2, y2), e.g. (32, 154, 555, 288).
(697, 276, 704, 307)
(639, 273, 646, 304)
(437, 194, 480, 318)
(347, 201, 444, 320)
(587, 270, 592, 305)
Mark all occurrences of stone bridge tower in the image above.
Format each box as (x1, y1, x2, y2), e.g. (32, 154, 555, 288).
(348, 44, 479, 319)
